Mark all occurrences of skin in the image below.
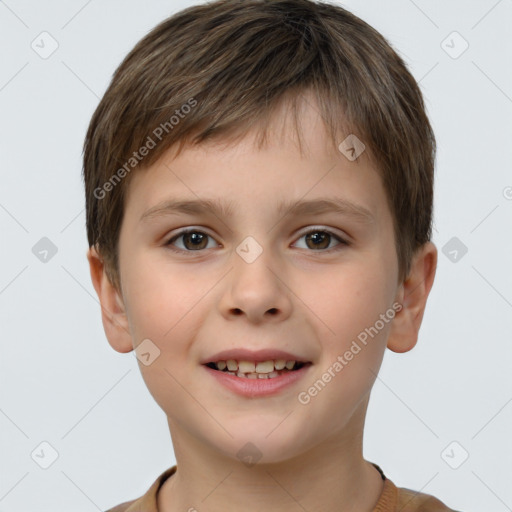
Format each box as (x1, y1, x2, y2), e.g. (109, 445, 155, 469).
(88, 93, 437, 512)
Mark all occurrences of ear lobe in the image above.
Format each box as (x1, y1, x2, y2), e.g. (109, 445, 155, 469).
(86, 246, 134, 354)
(387, 242, 438, 354)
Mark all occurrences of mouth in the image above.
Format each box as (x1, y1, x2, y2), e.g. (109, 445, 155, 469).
(202, 357, 314, 397)
(203, 359, 312, 379)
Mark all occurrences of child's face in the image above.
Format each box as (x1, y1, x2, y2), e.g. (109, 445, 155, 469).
(96, 97, 413, 464)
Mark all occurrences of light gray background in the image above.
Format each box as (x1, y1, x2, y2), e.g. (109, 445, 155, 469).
(1, 1, 511, 510)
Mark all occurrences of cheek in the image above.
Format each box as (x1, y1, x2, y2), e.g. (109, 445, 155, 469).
(302, 263, 393, 343)
(122, 261, 218, 383)
(300, 267, 393, 408)
(123, 255, 206, 334)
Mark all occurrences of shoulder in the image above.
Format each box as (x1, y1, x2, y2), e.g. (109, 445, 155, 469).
(371, 463, 461, 512)
(103, 466, 177, 512)
(396, 485, 462, 512)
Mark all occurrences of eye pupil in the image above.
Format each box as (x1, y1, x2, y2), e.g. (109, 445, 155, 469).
(306, 231, 329, 250)
(185, 232, 207, 249)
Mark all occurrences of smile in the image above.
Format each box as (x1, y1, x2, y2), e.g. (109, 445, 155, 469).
(205, 359, 308, 379)
(202, 360, 313, 397)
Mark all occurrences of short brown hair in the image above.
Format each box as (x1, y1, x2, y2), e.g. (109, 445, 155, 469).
(83, 0, 435, 292)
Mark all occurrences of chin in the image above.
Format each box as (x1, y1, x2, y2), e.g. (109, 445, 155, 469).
(218, 424, 311, 466)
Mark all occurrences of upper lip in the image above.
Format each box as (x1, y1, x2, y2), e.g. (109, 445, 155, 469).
(201, 348, 311, 364)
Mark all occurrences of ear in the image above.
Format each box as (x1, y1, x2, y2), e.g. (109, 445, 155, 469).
(387, 242, 437, 353)
(86, 246, 134, 353)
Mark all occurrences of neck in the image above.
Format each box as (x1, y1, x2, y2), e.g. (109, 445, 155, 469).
(158, 411, 384, 512)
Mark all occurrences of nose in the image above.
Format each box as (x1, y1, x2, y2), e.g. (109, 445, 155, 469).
(218, 246, 293, 324)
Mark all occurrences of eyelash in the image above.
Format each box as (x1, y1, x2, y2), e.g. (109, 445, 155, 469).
(164, 227, 349, 254)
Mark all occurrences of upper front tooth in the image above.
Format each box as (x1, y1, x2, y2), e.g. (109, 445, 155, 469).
(238, 360, 256, 373)
(255, 360, 275, 373)
(285, 360, 295, 370)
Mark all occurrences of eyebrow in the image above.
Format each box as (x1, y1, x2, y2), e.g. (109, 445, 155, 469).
(139, 197, 375, 224)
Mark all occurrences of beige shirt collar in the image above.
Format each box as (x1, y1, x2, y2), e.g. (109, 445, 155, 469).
(108, 463, 456, 512)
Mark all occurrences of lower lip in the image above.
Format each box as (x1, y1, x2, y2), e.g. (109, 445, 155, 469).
(202, 364, 313, 397)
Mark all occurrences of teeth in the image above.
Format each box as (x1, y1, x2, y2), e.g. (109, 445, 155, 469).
(255, 361, 274, 373)
(226, 359, 238, 371)
(213, 359, 304, 377)
(235, 370, 281, 379)
(238, 361, 256, 373)
(274, 359, 286, 370)
(215, 359, 297, 373)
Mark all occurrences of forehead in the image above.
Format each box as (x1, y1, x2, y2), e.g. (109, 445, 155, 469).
(122, 94, 389, 226)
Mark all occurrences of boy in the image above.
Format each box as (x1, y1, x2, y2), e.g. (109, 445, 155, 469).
(83, 0, 460, 510)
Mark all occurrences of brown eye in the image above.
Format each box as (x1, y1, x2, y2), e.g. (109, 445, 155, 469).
(165, 229, 215, 252)
(294, 229, 348, 252)
(305, 231, 330, 250)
